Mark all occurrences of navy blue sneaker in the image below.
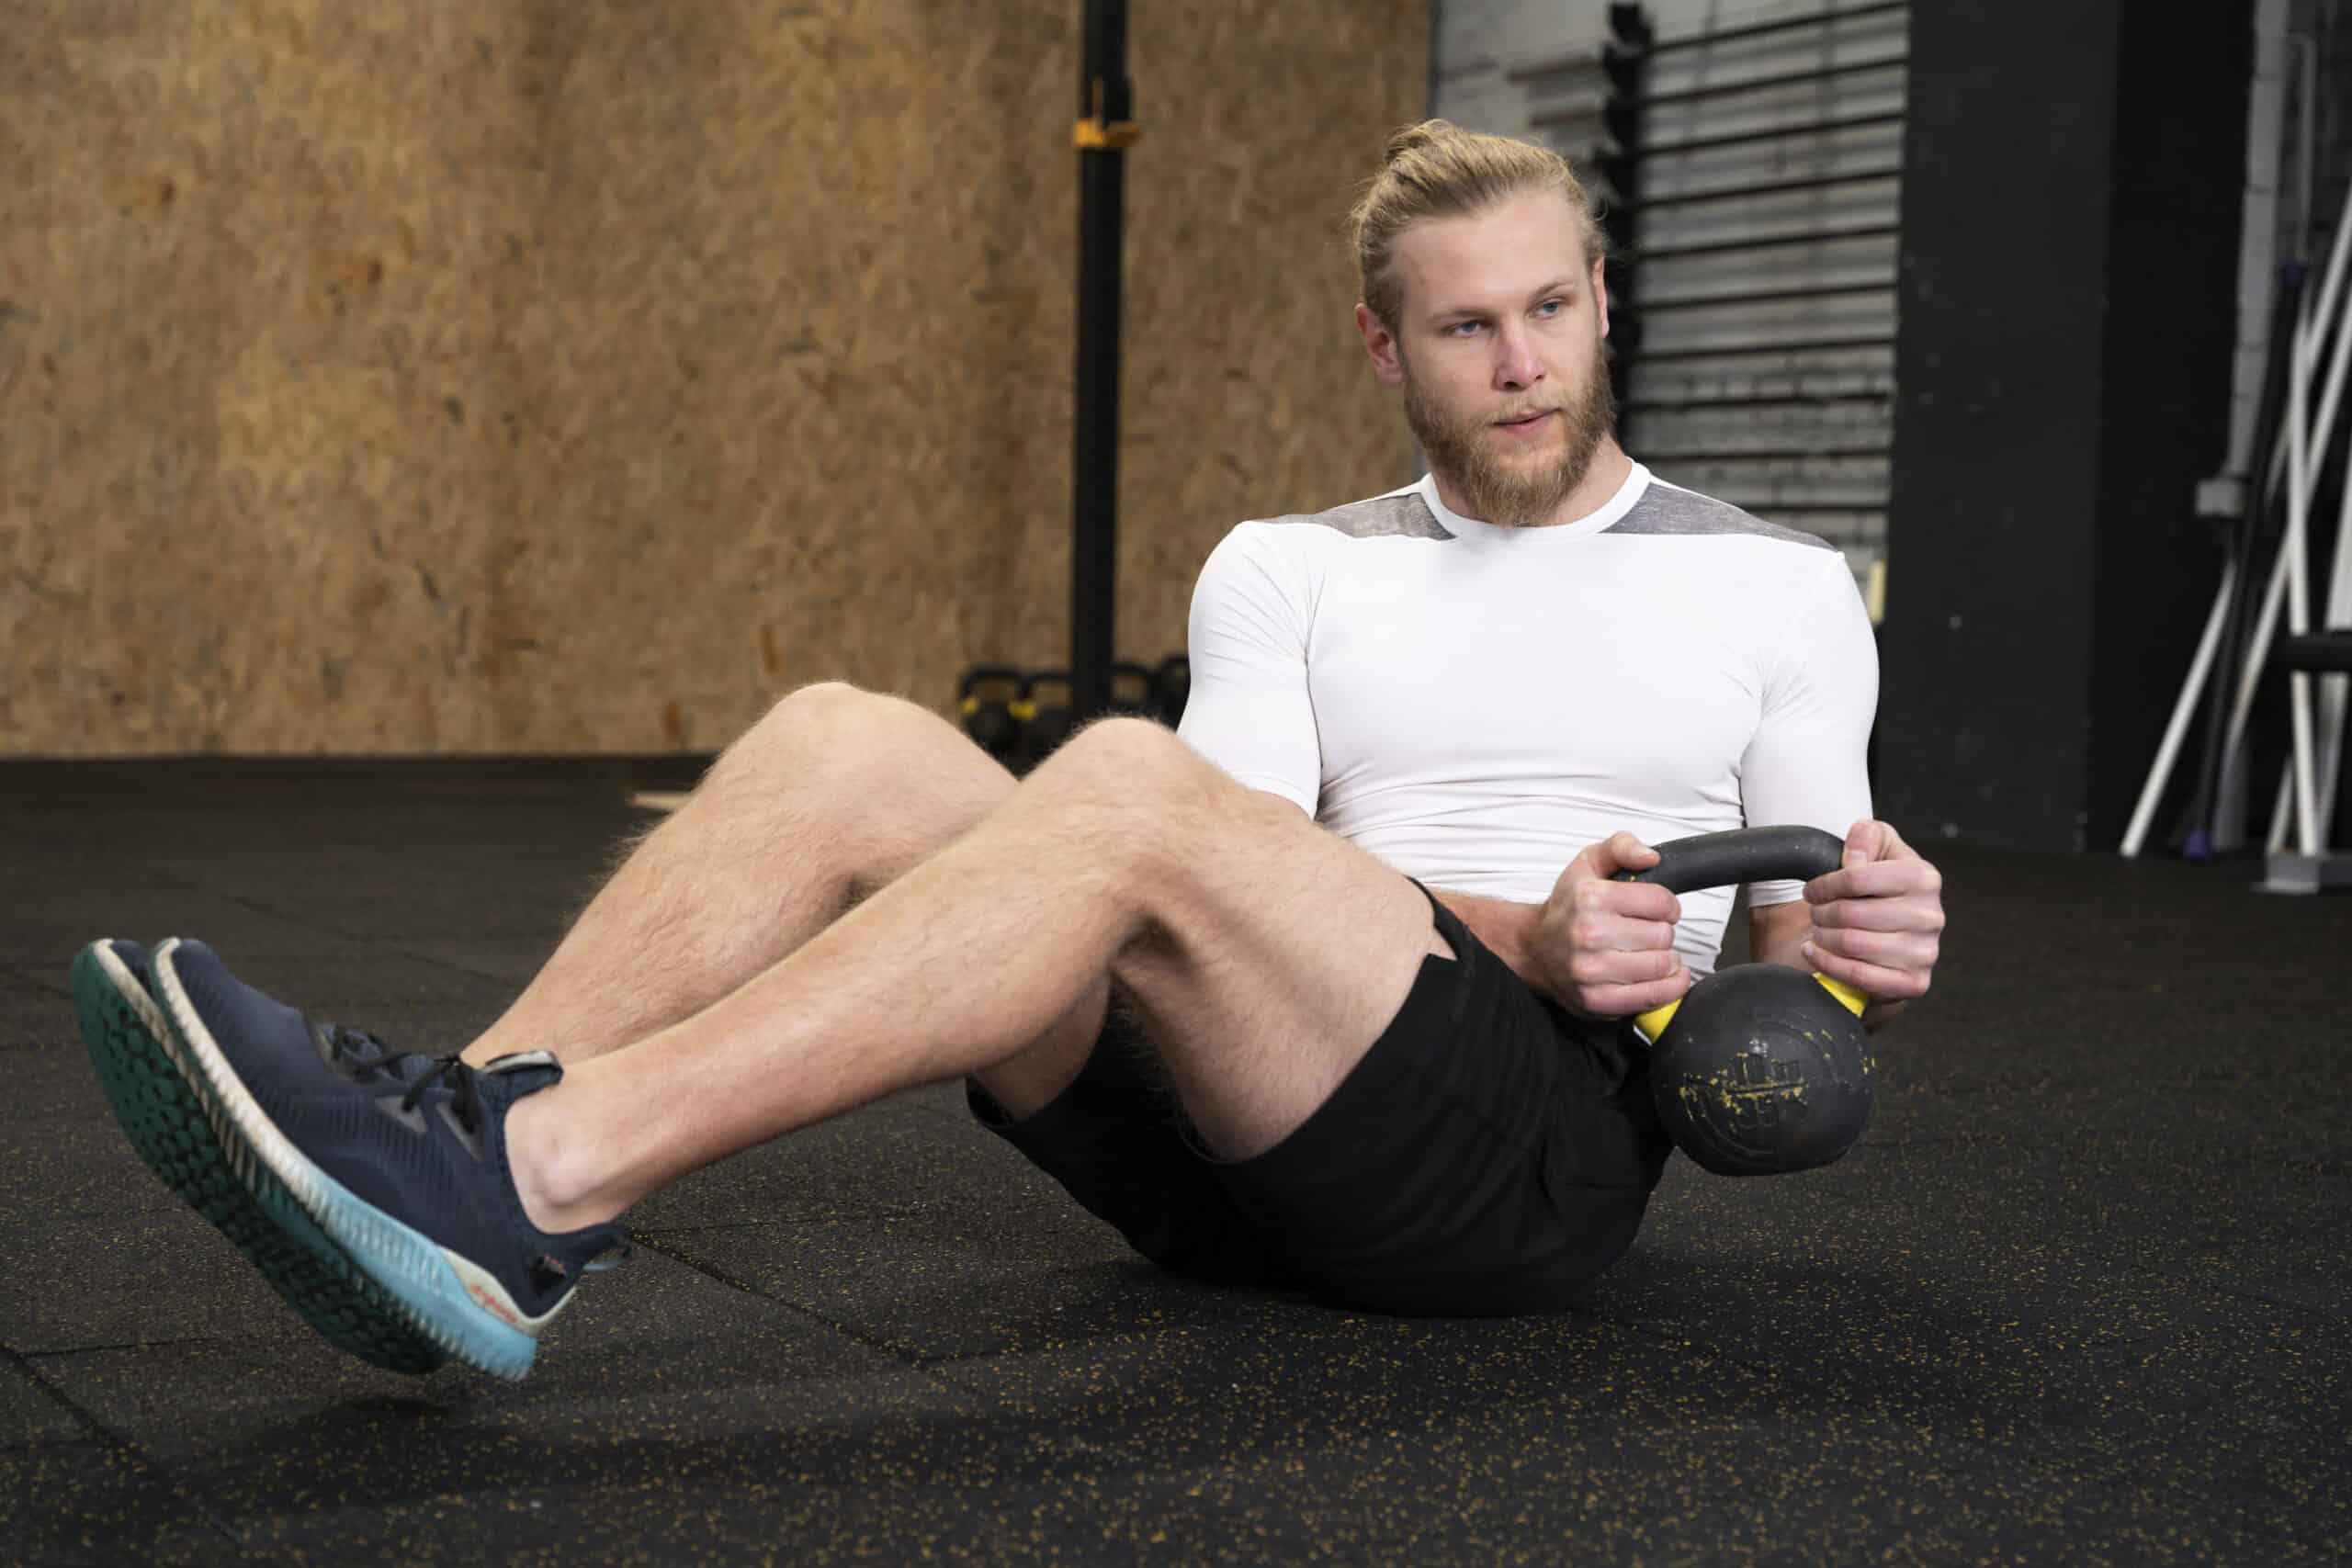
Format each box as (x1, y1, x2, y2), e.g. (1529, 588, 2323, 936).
(72, 940, 448, 1374)
(151, 938, 628, 1380)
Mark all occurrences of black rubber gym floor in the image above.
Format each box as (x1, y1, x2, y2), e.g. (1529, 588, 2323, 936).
(4, 760, 2346, 1564)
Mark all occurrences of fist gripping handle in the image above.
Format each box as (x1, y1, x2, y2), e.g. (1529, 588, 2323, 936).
(1617, 825, 1868, 1042)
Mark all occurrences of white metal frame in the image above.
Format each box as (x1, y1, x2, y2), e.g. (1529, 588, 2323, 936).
(2122, 51, 2352, 885)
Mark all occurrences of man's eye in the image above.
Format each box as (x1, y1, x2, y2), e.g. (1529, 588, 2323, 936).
(1536, 299, 1565, 316)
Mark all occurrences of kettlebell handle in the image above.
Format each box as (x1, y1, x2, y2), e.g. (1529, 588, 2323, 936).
(1616, 825, 1867, 1040)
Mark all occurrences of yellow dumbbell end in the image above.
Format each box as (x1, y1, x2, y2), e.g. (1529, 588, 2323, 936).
(958, 696, 980, 716)
(1008, 700, 1038, 721)
(1813, 973, 1868, 1018)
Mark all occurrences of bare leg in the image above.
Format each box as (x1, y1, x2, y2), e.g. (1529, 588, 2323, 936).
(506, 717, 1452, 1234)
(464, 682, 1106, 1118)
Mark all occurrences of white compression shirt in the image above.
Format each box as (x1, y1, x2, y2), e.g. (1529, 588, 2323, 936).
(1175, 461, 1879, 977)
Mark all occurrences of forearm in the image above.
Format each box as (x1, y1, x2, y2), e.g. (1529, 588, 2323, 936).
(1427, 890, 1556, 1003)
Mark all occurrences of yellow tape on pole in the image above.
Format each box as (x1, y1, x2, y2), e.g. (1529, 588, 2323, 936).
(1073, 77, 1139, 150)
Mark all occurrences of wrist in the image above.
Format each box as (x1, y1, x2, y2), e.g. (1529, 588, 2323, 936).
(1430, 892, 1554, 999)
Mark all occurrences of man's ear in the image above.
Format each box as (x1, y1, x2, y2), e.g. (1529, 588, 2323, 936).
(1355, 302, 1406, 388)
(1591, 254, 1611, 341)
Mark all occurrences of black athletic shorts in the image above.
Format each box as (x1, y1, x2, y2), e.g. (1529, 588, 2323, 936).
(966, 881, 1674, 1316)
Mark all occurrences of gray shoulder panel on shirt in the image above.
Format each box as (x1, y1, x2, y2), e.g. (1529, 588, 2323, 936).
(1260, 491, 1454, 541)
(1612, 483, 1838, 550)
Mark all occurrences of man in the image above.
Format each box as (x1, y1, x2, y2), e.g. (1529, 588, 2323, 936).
(75, 120, 1943, 1381)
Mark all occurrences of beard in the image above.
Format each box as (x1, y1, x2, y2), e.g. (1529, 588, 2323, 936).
(1401, 335, 1617, 528)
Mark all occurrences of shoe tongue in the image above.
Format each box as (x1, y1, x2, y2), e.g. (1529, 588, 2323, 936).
(310, 1020, 406, 1080)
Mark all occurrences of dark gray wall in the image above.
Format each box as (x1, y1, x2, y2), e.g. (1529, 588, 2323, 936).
(1879, 0, 2253, 852)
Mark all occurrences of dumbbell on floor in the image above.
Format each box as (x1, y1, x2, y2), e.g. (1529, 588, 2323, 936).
(1110, 662, 1155, 717)
(956, 654, 1191, 776)
(1149, 654, 1189, 728)
(957, 666, 1028, 763)
(1010, 671, 1075, 775)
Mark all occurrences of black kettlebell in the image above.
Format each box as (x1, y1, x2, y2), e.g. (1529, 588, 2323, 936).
(1109, 661, 1156, 717)
(957, 665, 1027, 762)
(1010, 671, 1076, 774)
(1149, 653, 1191, 727)
(1619, 825, 1873, 1178)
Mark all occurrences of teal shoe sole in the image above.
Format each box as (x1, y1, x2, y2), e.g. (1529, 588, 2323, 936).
(148, 939, 550, 1381)
(72, 940, 449, 1375)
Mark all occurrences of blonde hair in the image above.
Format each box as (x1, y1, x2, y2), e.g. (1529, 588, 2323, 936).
(1349, 119, 1609, 333)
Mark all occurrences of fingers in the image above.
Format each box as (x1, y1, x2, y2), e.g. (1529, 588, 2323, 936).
(1543, 830, 1699, 1019)
(1549, 832, 1653, 900)
(1571, 945, 1684, 986)
(1808, 824, 1941, 1002)
(1805, 924, 1938, 973)
(1587, 830, 1661, 879)
(1804, 856, 1942, 907)
(1807, 891, 1948, 934)
(1560, 834, 1679, 925)
(1804, 936, 1932, 1001)
(1842, 818, 1916, 866)
(1560, 943, 1687, 1020)
(1571, 874, 1680, 927)
(1574, 964, 1692, 1021)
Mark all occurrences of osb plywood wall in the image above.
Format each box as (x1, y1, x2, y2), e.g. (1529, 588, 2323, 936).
(0, 0, 1429, 755)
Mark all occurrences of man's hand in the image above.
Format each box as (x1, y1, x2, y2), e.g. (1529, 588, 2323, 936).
(1800, 819, 1943, 1001)
(1532, 831, 1692, 1021)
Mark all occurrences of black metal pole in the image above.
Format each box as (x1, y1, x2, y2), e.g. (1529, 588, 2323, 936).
(1071, 0, 1134, 723)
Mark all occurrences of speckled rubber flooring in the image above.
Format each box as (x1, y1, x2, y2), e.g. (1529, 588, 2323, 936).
(4, 761, 2347, 1564)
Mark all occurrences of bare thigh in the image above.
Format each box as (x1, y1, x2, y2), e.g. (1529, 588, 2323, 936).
(473, 682, 1098, 1069)
(1075, 729, 1455, 1162)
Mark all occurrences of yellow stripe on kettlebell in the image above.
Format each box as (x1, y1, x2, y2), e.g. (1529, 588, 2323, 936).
(1632, 998, 1680, 1044)
(1634, 972, 1860, 1043)
(1008, 700, 1038, 721)
(1813, 973, 1868, 1017)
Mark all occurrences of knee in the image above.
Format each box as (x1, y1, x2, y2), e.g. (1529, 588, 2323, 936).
(1051, 716, 1193, 785)
(1035, 716, 1216, 850)
(770, 679, 899, 729)
(709, 681, 909, 788)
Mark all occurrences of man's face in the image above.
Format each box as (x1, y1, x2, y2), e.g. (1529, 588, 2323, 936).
(1365, 192, 1616, 527)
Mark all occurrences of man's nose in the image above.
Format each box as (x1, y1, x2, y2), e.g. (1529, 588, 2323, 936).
(1492, 324, 1544, 391)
